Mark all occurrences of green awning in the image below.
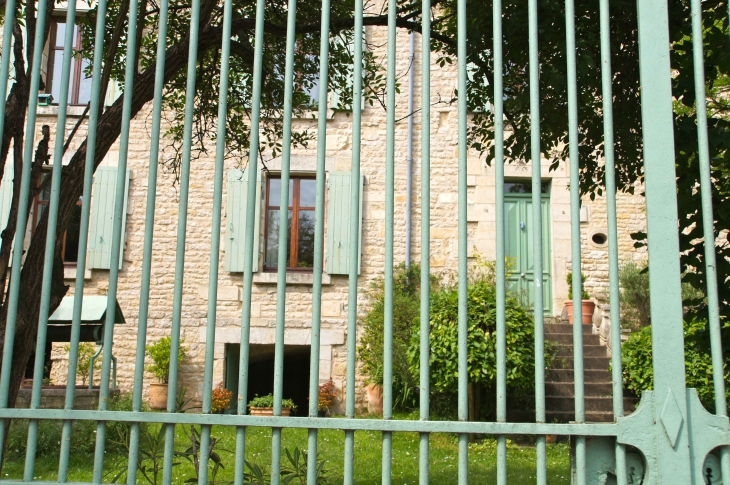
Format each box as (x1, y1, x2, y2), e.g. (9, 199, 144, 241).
(48, 295, 125, 325)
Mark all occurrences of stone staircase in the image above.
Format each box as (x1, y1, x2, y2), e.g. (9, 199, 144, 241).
(545, 323, 636, 423)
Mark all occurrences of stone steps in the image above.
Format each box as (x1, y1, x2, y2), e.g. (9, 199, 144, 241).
(545, 382, 613, 397)
(549, 356, 612, 370)
(553, 344, 608, 358)
(544, 323, 635, 423)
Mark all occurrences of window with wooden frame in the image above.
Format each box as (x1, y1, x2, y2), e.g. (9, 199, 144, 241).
(46, 20, 93, 106)
(32, 173, 83, 265)
(264, 176, 316, 271)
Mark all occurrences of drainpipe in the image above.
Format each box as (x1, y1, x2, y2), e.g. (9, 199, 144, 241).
(405, 30, 415, 267)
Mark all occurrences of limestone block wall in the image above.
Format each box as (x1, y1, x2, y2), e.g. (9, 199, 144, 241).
(15, 21, 648, 413)
(580, 190, 648, 298)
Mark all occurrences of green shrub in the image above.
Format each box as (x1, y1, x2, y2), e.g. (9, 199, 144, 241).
(566, 272, 589, 300)
(248, 393, 297, 411)
(106, 391, 146, 453)
(409, 279, 538, 403)
(145, 336, 187, 384)
(357, 263, 436, 410)
(5, 418, 98, 458)
(620, 318, 730, 413)
(63, 342, 101, 386)
(618, 261, 651, 329)
(618, 260, 706, 330)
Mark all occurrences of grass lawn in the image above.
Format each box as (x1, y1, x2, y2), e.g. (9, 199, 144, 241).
(2, 419, 571, 484)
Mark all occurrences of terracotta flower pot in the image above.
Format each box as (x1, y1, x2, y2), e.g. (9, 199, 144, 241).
(249, 407, 291, 416)
(148, 383, 168, 409)
(366, 383, 383, 415)
(565, 300, 596, 325)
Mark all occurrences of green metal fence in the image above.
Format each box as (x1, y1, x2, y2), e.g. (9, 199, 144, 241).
(0, 0, 729, 482)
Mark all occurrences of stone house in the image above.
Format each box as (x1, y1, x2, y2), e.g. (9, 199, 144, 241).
(2, 13, 647, 411)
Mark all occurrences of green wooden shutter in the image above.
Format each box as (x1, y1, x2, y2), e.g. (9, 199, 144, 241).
(326, 171, 363, 275)
(87, 166, 130, 270)
(224, 168, 261, 272)
(328, 30, 366, 111)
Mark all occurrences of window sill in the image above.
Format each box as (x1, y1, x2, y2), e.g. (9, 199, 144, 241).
(63, 266, 92, 280)
(37, 105, 90, 117)
(253, 272, 332, 286)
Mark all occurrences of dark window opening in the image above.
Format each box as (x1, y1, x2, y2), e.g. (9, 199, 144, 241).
(224, 344, 311, 414)
(33, 173, 83, 265)
(264, 177, 316, 271)
(592, 232, 608, 245)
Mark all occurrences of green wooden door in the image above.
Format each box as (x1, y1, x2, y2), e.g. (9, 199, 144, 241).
(505, 187, 552, 313)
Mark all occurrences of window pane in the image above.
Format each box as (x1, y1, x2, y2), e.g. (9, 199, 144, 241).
(268, 178, 293, 208)
(297, 210, 315, 268)
(266, 209, 292, 268)
(51, 51, 64, 102)
(64, 204, 82, 263)
(77, 58, 93, 105)
(304, 75, 319, 106)
(299, 179, 316, 207)
(55, 23, 66, 47)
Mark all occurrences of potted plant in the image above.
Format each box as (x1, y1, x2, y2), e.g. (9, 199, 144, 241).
(565, 272, 595, 325)
(318, 379, 337, 417)
(248, 393, 297, 416)
(145, 336, 187, 409)
(211, 382, 233, 413)
(366, 382, 383, 415)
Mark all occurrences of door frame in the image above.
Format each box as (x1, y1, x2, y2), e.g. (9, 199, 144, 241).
(504, 179, 552, 314)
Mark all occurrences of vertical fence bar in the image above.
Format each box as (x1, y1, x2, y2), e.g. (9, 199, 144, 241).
(91, 0, 140, 478)
(456, 0, 469, 481)
(57, 0, 111, 476)
(307, 0, 331, 482)
(233, 0, 267, 479)
(635, 0, 692, 480)
(382, 0, 397, 482)
(689, 0, 730, 482)
(493, 0, 507, 479)
(527, 0, 546, 479)
(0, 11, 18, 445)
(24, 0, 73, 476)
(197, 0, 235, 479)
(344, 1, 364, 484)
(419, 0, 431, 483)
(161, 0, 202, 477)
(125, 0, 169, 481)
(564, 0, 586, 482)
(598, 0, 627, 482)
(0, 0, 47, 466)
(271, 0, 298, 481)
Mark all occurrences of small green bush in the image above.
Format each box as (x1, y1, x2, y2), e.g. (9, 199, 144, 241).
(618, 260, 706, 330)
(63, 342, 101, 386)
(248, 393, 297, 411)
(357, 263, 436, 410)
(618, 261, 651, 329)
(566, 272, 589, 300)
(620, 318, 730, 413)
(145, 336, 187, 384)
(5, 418, 98, 458)
(409, 279, 538, 403)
